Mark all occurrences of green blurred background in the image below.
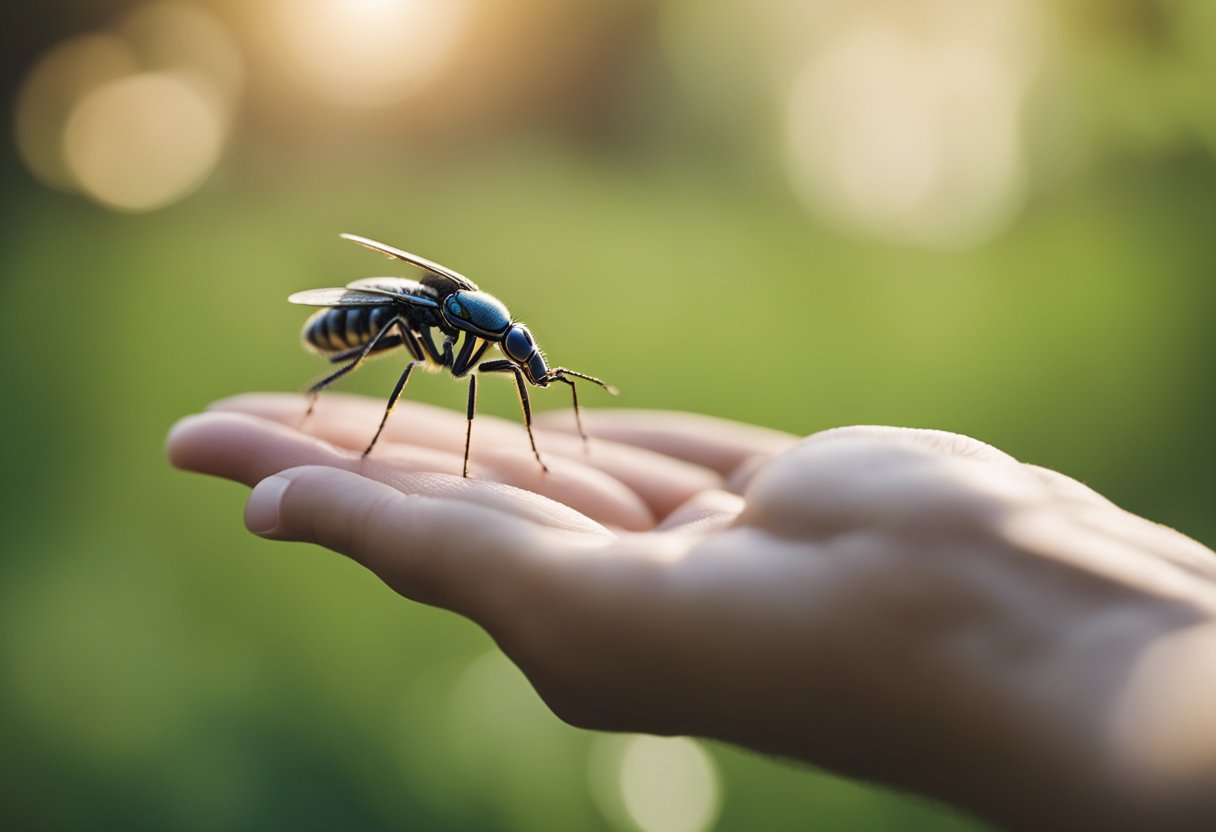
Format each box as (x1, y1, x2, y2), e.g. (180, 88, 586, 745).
(2, 1, 1213, 830)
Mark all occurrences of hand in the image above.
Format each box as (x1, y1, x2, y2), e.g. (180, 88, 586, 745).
(167, 395, 1216, 831)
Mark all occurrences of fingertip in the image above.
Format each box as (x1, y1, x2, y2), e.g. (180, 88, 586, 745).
(166, 412, 235, 469)
(245, 474, 293, 536)
(249, 465, 573, 613)
(165, 414, 204, 467)
(247, 464, 386, 544)
(164, 410, 343, 486)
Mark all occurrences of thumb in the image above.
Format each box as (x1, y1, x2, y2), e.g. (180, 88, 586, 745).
(244, 465, 545, 613)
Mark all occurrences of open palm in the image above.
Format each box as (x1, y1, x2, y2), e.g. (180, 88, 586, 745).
(168, 393, 1216, 832)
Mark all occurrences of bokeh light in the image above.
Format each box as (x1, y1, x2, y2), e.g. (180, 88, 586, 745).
(119, 1, 245, 124)
(14, 34, 137, 190)
(63, 72, 226, 212)
(442, 649, 593, 829)
(783, 0, 1043, 249)
(266, 0, 472, 108)
(590, 735, 722, 832)
(14, 2, 241, 212)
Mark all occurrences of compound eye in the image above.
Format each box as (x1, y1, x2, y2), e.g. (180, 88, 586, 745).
(503, 325, 534, 361)
(445, 293, 470, 321)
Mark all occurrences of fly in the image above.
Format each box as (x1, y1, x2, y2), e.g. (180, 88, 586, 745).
(289, 234, 617, 477)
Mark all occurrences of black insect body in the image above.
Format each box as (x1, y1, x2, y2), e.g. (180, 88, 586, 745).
(290, 234, 617, 477)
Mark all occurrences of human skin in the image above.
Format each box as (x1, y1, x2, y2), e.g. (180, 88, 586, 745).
(167, 393, 1216, 831)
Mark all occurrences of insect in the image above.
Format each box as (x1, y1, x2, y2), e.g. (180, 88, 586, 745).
(289, 233, 617, 477)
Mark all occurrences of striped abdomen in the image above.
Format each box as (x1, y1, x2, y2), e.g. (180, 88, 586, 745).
(303, 304, 399, 355)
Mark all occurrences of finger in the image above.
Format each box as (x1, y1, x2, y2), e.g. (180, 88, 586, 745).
(211, 391, 527, 452)
(536, 408, 799, 477)
(656, 489, 745, 533)
(244, 465, 596, 615)
(547, 439, 721, 521)
(213, 393, 721, 520)
(167, 411, 645, 532)
(170, 410, 451, 487)
(724, 453, 773, 494)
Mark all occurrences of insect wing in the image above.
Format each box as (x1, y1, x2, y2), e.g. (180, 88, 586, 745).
(340, 233, 478, 290)
(345, 277, 441, 309)
(287, 288, 390, 306)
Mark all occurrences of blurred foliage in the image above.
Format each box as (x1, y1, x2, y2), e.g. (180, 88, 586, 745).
(2, 1, 1214, 830)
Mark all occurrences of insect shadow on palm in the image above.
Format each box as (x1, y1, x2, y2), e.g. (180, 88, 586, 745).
(289, 234, 618, 477)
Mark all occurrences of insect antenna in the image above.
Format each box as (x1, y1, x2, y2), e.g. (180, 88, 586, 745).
(550, 368, 619, 396)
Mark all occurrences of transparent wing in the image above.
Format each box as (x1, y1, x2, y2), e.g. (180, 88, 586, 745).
(345, 277, 441, 309)
(340, 233, 478, 290)
(287, 288, 392, 307)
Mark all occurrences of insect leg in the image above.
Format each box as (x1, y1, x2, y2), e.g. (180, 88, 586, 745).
(359, 321, 426, 453)
(364, 359, 422, 456)
(418, 327, 450, 366)
(463, 374, 478, 478)
(451, 333, 478, 376)
(478, 359, 547, 472)
(395, 321, 425, 361)
(305, 316, 401, 418)
(545, 368, 618, 452)
(466, 339, 492, 374)
(554, 375, 586, 451)
(325, 335, 403, 363)
(452, 335, 493, 377)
